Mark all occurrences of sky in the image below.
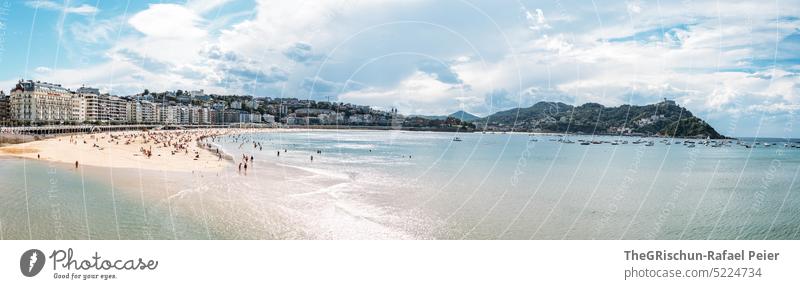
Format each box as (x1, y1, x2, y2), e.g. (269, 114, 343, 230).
(0, 0, 798, 137)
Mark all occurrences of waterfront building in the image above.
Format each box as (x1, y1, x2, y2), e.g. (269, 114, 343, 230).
(262, 114, 275, 124)
(71, 95, 86, 123)
(198, 107, 210, 124)
(158, 104, 178, 124)
(9, 80, 76, 123)
(0, 90, 11, 122)
(177, 106, 190, 124)
(77, 86, 127, 123)
(0, 91, 9, 122)
(126, 100, 158, 124)
(222, 109, 240, 123)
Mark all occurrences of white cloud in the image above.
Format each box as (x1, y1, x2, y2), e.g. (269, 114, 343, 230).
(25, 1, 98, 15)
(626, 0, 642, 15)
(525, 8, 550, 32)
(339, 71, 478, 115)
(128, 4, 206, 39)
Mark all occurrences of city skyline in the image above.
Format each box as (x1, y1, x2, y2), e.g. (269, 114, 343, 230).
(0, 0, 798, 137)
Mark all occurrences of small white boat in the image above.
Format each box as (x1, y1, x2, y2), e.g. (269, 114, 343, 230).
(453, 137, 463, 142)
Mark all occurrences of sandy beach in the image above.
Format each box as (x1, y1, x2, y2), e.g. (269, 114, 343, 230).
(0, 129, 236, 172)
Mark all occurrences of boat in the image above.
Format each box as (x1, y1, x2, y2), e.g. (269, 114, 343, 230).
(453, 137, 462, 142)
(645, 141, 654, 146)
(580, 141, 591, 145)
(687, 144, 695, 148)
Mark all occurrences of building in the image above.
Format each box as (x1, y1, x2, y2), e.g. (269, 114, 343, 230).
(127, 100, 158, 123)
(177, 106, 190, 124)
(76, 87, 127, 123)
(71, 95, 86, 123)
(222, 109, 240, 123)
(158, 104, 178, 124)
(0, 91, 9, 122)
(108, 96, 128, 123)
(9, 80, 76, 123)
(230, 100, 242, 109)
(198, 107, 210, 124)
(262, 114, 275, 124)
(190, 89, 205, 98)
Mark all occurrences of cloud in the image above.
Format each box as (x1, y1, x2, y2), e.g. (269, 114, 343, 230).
(524, 8, 550, 32)
(128, 4, 206, 39)
(339, 71, 477, 114)
(25, 1, 98, 15)
(417, 60, 463, 85)
(626, 0, 642, 15)
(302, 76, 365, 98)
(69, 18, 123, 44)
(283, 42, 318, 63)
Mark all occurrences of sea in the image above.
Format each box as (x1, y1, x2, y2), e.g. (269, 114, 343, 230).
(1, 130, 799, 240)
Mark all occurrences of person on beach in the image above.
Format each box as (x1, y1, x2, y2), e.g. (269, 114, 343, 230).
(277, 151, 280, 157)
(238, 163, 242, 172)
(310, 155, 314, 162)
(75, 161, 79, 168)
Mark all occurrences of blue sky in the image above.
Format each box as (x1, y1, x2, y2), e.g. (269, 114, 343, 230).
(0, 0, 799, 137)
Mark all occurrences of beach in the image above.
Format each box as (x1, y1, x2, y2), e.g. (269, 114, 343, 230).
(0, 129, 234, 172)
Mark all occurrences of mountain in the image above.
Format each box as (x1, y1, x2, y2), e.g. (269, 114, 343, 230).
(474, 100, 724, 138)
(408, 114, 448, 120)
(410, 110, 480, 122)
(448, 110, 480, 122)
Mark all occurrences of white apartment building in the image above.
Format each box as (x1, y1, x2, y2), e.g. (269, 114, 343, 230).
(71, 95, 86, 122)
(9, 80, 76, 123)
(159, 104, 179, 124)
(177, 106, 190, 124)
(76, 87, 128, 123)
(127, 100, 158, 123)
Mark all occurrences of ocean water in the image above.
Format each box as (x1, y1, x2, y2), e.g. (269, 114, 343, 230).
(1, 130, 799, 239)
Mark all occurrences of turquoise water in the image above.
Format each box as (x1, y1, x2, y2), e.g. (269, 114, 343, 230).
(1, 130, 799, 239)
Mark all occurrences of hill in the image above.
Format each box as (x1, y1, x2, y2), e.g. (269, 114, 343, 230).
(448, 110, 480, 122)
(475, 100, 724, 138)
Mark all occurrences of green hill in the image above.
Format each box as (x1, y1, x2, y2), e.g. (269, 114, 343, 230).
(475, 100, 724, 138)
